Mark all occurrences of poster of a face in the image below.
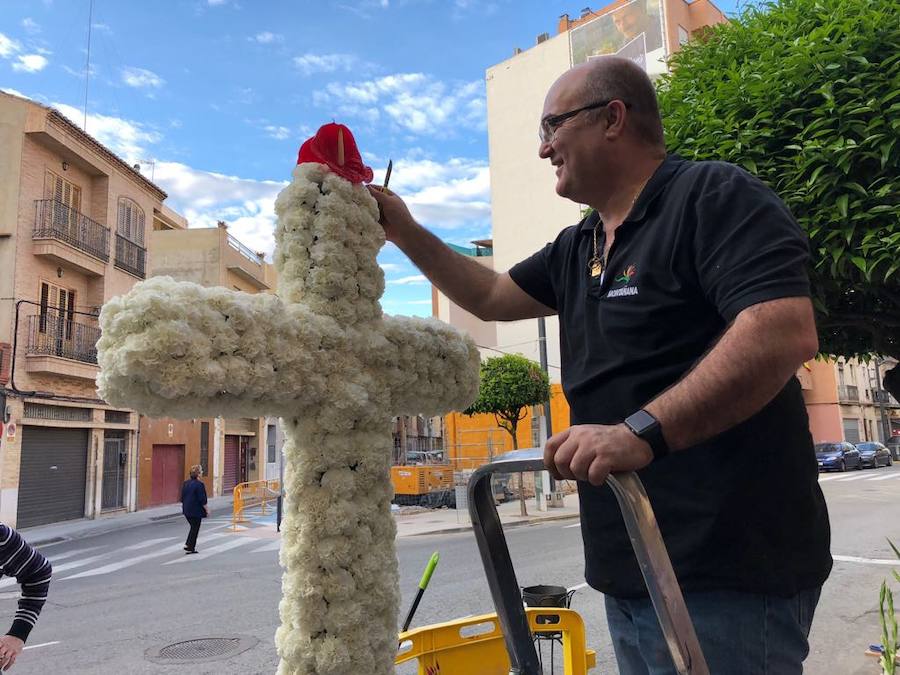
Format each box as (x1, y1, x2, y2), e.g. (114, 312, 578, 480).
(570, 0, 666, 75)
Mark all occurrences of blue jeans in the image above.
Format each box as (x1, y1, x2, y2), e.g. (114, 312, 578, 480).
(605, 587, 821, 674)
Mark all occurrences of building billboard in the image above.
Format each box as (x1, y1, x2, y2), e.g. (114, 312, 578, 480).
(570, 0, 667, 76)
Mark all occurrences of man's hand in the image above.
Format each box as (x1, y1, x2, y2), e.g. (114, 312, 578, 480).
(367, 186, 416, 243)
(544, 424, 653, 486)
(0, 635, 24, 670)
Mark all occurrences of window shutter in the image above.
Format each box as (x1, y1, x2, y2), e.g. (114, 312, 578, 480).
(66, 290, 75, 340)
(39, 282, 50, 333)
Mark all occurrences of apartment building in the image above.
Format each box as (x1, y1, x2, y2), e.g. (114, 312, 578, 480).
(144, 219, 280, 499)
(0, 91, 163, 528)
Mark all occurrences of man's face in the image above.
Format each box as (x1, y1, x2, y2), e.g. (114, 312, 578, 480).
(613, 8, 641, 39)
(538, 71, 606, 203)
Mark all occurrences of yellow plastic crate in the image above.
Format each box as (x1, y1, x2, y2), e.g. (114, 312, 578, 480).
(396, 608, 597, 674)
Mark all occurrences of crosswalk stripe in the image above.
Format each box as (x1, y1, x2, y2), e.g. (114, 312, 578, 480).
(870, 472, 900, 481)
(817, 475, 846, 482)
(251, 540, 282, 553)
(829, 474, 871, 482)
(46, 546, 107, 562)
(62, 533, 227, 580)
(123, 537, 178, 551)
(163, 537, 255, 565)
(563, 523, 581, 529)
(0, 553, 109, 589)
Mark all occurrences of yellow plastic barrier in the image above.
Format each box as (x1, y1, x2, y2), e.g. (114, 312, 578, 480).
(231, 479, 280, 530)
(395, 608, 596, 674)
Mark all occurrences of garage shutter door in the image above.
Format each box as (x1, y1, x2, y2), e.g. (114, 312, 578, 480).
(223, 435, 239, 492)
(18, 426, 88, 528)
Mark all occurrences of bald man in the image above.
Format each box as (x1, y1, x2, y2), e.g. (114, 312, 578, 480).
(370, 57, 831, 674)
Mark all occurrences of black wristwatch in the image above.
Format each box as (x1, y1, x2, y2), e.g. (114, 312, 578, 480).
(624, 409, 670, 461)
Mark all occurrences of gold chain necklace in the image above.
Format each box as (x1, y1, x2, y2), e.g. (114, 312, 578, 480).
(588, 178, 649, 278)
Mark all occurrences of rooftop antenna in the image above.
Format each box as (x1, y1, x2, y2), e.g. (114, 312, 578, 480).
(82, 0, 94, 131)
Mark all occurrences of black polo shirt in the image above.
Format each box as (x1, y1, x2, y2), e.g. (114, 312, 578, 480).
(509, 155, 832, 598)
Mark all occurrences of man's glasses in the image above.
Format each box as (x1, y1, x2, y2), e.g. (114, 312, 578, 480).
(538, 99, 629, 144)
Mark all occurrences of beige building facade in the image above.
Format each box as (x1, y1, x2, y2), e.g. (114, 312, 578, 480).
(0, 91, 164, 528)
(146, 219, 280, 498)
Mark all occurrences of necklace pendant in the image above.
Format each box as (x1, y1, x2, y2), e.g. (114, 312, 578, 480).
(589, 258, 603, 277)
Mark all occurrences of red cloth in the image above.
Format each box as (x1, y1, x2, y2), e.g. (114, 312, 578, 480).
(296, 123, 373, 184)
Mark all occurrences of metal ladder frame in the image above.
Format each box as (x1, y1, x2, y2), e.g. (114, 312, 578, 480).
(466, 448, 709, 675)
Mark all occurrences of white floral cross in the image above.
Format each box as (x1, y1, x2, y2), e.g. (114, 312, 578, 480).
(98, 146, 480, 674)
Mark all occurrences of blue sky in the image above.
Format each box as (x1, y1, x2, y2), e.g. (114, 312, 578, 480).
(1, 0, 740, 316)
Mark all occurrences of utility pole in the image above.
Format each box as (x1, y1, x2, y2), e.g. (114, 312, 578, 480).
(873, 358, 891, 443)
(537, 317, 558, 507)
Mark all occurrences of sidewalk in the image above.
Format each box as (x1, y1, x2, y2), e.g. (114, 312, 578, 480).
(395, 495, 581, 537)
(20, 495, 235, 547)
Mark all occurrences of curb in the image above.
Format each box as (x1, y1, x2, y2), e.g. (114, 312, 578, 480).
(405, 512, 580, 537)
(26, 505, 234, 548)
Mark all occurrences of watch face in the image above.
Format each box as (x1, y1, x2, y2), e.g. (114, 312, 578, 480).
(628, 410, 657, 433)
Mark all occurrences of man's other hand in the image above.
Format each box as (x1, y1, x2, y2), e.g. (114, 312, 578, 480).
(367, 185, 416, 242)
(0, 635, 24, 670)
(543, 424, 653, 486)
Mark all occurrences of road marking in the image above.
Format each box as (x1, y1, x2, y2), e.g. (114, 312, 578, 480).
(563, 523, 581, 529)
(252, 540, 282, 553)
(162, 536, 255, 564)
(62, 533, 227, 579)
(834, 554, 900, 566)
(829, 474, 871, 482)
(24, 641, 59, 651)
(0, 554, 110, 589)
(817, 475, 847, 482)
(870, 472, 900, 481)
(123, 537, 178, 551)
(567, 582, 589, 592)
(46, 546, 107, 562)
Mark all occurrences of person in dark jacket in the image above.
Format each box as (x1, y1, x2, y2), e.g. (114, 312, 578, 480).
(180, 465, 208, 554)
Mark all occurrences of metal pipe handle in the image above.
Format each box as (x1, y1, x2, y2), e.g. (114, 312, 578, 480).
(466, 448, 709, 675)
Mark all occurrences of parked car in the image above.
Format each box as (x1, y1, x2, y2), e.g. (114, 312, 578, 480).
(887, 437, 900, 461)
(855, 442, 893, 468)
(814, 442, 862, 472)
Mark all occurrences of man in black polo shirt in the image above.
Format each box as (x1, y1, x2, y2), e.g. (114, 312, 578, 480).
(369, 55, 831, 674)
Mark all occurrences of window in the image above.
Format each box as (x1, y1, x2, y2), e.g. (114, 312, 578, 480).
(267, 424, 277, 464)
(39, 280, 75, 340)
(200, 422, 210, 475)
(116, 197, 146, 246)
(44, 169, 82, 232)
(678, 25, 690, 46)
(842, 418, 861, 444)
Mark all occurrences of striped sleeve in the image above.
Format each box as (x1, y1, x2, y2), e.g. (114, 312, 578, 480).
(0, 524, 52, 642)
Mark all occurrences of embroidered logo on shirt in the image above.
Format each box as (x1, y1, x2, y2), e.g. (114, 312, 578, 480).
(607, 264, 639, 298)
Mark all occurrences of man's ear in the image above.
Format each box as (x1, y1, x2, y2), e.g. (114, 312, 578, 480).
(604, 100, 628, 139)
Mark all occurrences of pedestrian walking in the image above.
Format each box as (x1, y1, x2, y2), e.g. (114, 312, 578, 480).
(180, 465, 208, 554)
(0, 524, 52, 671)
(369, 55, 831, 674)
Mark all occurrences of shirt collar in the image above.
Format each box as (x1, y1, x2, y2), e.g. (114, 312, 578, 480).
(580, 154, 685, 233)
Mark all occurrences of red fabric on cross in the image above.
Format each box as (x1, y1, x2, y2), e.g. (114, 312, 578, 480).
(296, 123, 374, 184)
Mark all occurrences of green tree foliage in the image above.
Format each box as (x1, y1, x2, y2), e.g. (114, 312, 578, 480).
(657, 0, 900, 396)
(465, 354, 550, 451)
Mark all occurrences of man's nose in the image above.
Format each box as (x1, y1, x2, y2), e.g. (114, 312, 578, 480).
(538, 138, 553, 159)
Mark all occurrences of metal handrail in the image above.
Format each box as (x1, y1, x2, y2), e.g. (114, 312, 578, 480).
(25, 310, 100, 365)
(114, 233, 147, 278)
(231, 479, 280, 530)
(227, 233, 264, 266)
(33, 198, 110, 261)
(467, 448, 709, 675)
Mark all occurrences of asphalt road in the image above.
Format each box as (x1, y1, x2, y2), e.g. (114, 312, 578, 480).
(5, 463, 900, 674)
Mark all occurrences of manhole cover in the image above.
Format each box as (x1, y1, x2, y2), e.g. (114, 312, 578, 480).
(146, 635, 258, 664)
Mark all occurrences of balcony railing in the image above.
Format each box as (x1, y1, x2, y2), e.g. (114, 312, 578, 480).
(838, 384, 860, 402)
(33, 199, 110, 262)
(115, 234, 147, 278)
(227, 233, 264, 266)
(26, 309, 100, 365)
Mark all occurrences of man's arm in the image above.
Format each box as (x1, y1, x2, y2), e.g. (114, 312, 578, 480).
(544, 297, 818, 485)
(0, 525, 51, 670)
(368, 187, 553, 321)
(644, 296, 818, 450)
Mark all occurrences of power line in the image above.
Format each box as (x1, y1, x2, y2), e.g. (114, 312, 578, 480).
(82, 0, 94, 131)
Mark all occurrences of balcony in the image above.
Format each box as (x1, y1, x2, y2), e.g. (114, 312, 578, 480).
(25, 309, 100, 380)
(838, 384, 860, 403)
(33, 199, 110, 276)
(114, 234, 147, 279)
(225, 233, 269, 290)
(874, 390, 900, 407)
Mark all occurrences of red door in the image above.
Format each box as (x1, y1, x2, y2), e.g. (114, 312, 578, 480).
(151, 444, 185, 506)
(224, 435, 239, 492)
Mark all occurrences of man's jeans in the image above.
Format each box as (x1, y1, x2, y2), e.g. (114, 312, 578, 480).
(605, 587, 821, 674)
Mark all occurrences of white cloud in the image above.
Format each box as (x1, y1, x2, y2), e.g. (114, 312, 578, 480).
(379, 263, 404, 273)
(121, 67, 165, 89)
(12, 54, 48, 73)
(317, 73, 486, 135)
(21, 18, 40, 34)
(293, 53, 357, 76)
(264, 125, 291, 140)
(51, 103, 162, 162)
(250, 31, 282, 44)
(207, 0, 228, 5)
(0, 33, 22, 58)
(387, 275, 428, 285)
(1, 87, 29, 99)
